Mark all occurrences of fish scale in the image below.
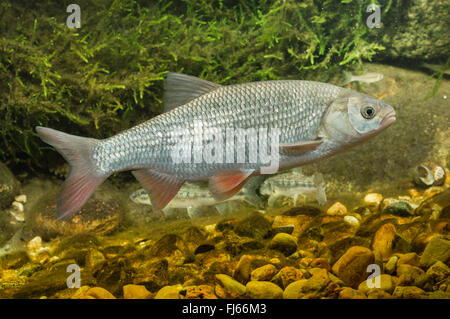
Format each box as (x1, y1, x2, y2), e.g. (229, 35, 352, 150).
(93, 80, 340, 177)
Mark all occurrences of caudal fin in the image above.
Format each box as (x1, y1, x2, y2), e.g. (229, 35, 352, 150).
(35, 126, 108, 220)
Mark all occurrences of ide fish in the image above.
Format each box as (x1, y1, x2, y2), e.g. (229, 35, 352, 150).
(260, 170, 327, 207)
(343, 71, 384, 85)
(36, 72, 396, 219)
(130, 176, 264, 217)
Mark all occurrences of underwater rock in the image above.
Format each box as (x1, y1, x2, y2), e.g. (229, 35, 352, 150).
(27, 198, 122, 240)
(392, 286, 428, 299)
(82, 287, 116, 299)
(382, 201, 414, 217)
(250, 264, 278, 281)
(397, 253, 420, 267)
(271, 266, 304, 289)
(343, 215, 360, 227)
(396, 264, 425, 286)
(425, 261, 450, 285)
(234, 212, 272, 240)
(358, 274, 394, 294)
(326, 202, 347, 216)
(271, 225, 295, 236)
(413, 163, 446, 187)
(367, 289, 393, 299)
(233, 255, 253, 284)
(269, 233, 297, 256)
(271, 215, 314, 238)
(85, 249, 106, 271)
(132, 258, 169, 292)
(331, 246, 375, 288)
(184, 285, 217, 299)
(363, 193, 383, 211)
(154, 285, 183, 299)
(122, 284, 153, 299)
(215, 274, 246, 298)
(338, 287, 367, 299)
(283, 268, 330, 299)
(419, 236, 450, 268)
(245, 281, 283, 299)
(310, 258, 331, 272)
(372, 223, 397, 261)
(385, 256, 399, 275)
(150, 234, 191, 266)
(0, 162, 20, 209)
(0, 250, 29, 269)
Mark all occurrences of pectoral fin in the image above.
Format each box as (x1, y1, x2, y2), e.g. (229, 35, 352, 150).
(209, 169, 254, 201)
(132, 169, 184, 210)
(280, 139, 323, 155)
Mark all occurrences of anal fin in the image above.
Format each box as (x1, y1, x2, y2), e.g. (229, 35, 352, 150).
(132, 169, 184, 211)
(209, 169, 254, 201)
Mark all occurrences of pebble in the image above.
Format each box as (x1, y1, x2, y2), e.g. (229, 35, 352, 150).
(271, 215, 314, 238)
(310, 258, 331, 272)
(250, 264, 278, 281)
(14, 194, 27, 204)
(154, 285, 183, 299)
(185, 285, 217, 299)
(419, 236, 450, 268)
(233, 255, 253, 284)
(85, 249, 106, 270)
(364, 193, 383, 211)
(372, 223, 396, 260)
(384, 256, 398, 275)
(343, 215, 360, 227)
(215, 274, 246, 297)
(269, 233, 297, 256)
(82, 287, 116, 299)
(234, 212, 272, 240)
(425, 261, 450, 283)
(382, 201, 414, 217)
(271, 266, 304, 289)
(339, 287, 367, 299)
(331, 246, 375, 288)
(392, 286, 428, 299)
(11, 201, 24, 212)
(123, 284, 153, 299)
(397, 252, 420, 267)
(367, 289, 393, 299)
(396, 264, 425, 286)
(246, 281, 283, 299)
(327, 202, 347, 215)
(358, 274, 394, 294)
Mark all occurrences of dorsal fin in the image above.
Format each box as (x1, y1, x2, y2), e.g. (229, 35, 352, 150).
(163, 72, 222, 112)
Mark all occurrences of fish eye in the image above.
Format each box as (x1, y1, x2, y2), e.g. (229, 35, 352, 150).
(361, 105, 376, 119)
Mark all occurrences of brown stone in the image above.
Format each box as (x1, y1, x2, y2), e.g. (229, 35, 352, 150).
(372, 223, 396, 260)
(185, 285, 218, 299)
(271, 266, 304, 289)
(250, 264, 278, 281)
(123, 284, 153, 299)
(339, 287, 367, 299)
(332, 246, 375, 288)
(82, 287, 116, 299)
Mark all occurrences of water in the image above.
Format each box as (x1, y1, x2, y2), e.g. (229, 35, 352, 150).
(0, 0, 448, 300)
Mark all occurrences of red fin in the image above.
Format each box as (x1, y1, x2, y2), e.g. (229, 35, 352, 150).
(280, 139, 323, 155)
(35, 126, 107, 220)
(209, 169, 253, 201)
(132, 169, 184, 210)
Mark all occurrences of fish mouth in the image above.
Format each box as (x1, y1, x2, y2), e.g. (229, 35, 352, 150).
(380, 111, 396, 128)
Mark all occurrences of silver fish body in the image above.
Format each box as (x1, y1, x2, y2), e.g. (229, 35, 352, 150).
(36, 72, 396, 219)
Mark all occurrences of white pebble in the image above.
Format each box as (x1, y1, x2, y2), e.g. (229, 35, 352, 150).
(27, 236, 43, 252)
(344, 215, 360, 227)
(14, 194, 27, 204)
(204, 224, 216, 233)
(11, 201, 24, 212)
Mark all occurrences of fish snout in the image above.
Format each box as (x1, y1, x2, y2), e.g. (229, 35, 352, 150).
(380, 104, 396, 129)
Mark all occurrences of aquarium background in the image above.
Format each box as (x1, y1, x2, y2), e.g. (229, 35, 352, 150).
(0, 0, 449, 299)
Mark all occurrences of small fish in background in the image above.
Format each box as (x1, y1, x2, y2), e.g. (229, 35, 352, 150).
(130, 176, 264, 218)
(343, 71, 384, 85)
(260, 169, 327, 207)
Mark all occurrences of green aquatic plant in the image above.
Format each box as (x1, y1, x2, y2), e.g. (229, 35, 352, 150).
(0, 0, 385, 169)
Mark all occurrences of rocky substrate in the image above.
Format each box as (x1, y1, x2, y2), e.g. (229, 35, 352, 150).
(0, 183, 449, 299)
